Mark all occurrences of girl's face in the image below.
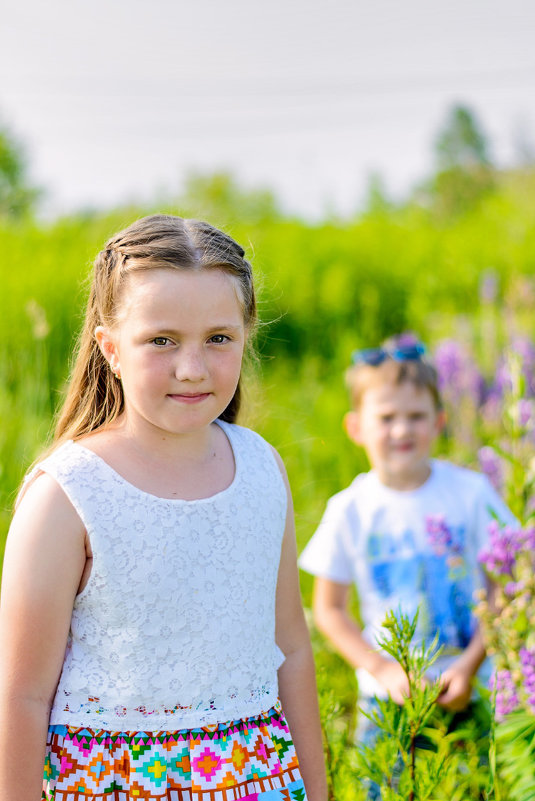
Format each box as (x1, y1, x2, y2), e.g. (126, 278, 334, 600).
(97, 268, 246, 438)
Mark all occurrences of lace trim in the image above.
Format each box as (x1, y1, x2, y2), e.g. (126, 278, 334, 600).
(50, 685, 279, 730)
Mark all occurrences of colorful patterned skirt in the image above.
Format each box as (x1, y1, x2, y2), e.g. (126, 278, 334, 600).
(42, 702, 307, 800)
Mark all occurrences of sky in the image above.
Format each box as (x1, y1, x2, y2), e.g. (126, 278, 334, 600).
(1, 0, 534, 219)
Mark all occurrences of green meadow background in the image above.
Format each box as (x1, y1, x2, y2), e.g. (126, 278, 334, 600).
(2, 164, 535, 565)
(2, 111, 535, 772)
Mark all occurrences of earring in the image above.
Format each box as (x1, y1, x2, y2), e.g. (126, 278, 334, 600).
(111, 364, 121, 380)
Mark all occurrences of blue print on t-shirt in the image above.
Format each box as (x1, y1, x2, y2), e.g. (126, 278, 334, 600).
(424, 555, 472, 648)
(366, 527, 473, 649)
(371, 554, 424, 599)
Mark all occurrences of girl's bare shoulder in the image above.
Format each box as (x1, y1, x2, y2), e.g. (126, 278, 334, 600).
(13, 468, 86, 545)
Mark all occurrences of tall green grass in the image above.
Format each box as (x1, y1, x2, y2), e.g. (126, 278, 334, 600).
(1, 171, 534, 796)
(2, 172, 535, 564)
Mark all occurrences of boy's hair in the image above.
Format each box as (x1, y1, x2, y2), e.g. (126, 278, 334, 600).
(54, 214, 256, 447)
(345, 353, 443, 411)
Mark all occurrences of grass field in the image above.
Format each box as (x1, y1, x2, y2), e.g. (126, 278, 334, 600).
(2, 168, 535, 797)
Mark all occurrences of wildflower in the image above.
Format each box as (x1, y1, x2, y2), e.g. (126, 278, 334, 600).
(481, 391, 502, 426)
(520, 648, 535, 713)
(492, 669, 519, 719)
(492, 337, 535, 399)
(504, 580, 525, 596)
(434, 339, 485, 404)
(478, 446, 504, 492)
(479, 269, 499, 304)
(478, 522, 521, 577)
(518, 527, 535, 550)
(517, 398, 534, 428)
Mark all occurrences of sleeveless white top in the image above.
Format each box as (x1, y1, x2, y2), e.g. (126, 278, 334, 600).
(33, 421, 287, 730)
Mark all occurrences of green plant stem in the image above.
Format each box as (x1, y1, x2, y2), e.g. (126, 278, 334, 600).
(321, 723, 337, 801)
(409, 731, 416, 801)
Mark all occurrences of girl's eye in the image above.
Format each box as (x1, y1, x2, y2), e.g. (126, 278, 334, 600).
(210, 334, 229, 344)
(152, 337, 171, 346)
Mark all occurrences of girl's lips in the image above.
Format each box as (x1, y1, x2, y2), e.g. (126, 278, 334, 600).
(168, 393, 210, 404)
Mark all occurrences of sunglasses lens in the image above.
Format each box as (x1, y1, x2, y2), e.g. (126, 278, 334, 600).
(352, 348, 387, 366)
(393, 344, 425, 360)
(351, 342, 426, 366)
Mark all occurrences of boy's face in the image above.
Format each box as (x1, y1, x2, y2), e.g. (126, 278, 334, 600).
(345, 380, 444, 491)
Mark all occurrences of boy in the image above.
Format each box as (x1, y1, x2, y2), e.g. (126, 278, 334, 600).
(299, 337, 513, 723)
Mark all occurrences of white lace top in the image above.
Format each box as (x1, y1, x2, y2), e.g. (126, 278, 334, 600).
(32, 421, 287, 730)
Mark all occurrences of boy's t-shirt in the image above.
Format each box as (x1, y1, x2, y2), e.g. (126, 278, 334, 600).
(299, 459, 514, 699)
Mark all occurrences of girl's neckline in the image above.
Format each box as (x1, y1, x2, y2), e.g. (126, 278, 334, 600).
(69, 419, 239, 504)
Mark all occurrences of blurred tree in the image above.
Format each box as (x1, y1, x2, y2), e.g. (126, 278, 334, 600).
(435, 104, 492, 170)
(416, 104, 495, 219)
(178, 171, 280, 226)
(0, 123, 40, 219)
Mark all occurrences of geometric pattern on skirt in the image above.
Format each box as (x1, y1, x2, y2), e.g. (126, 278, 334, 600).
(42, 702, 307, 800)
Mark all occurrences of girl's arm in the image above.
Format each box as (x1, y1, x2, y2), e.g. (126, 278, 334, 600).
(0, 474, 86, 801)
(273, 451, 327, 801)
(313, 577, 410, 704)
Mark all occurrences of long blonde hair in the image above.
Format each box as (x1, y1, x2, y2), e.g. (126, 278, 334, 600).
(54, 214, 256, 448)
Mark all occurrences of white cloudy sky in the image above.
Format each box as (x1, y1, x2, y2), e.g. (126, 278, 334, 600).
(1, 0, 534, 218)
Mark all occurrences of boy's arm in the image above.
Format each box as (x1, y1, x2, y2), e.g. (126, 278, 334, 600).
(313, 577, 410, 705)
(435, 629, 485, 711)
(273, 451, 327, 801)
(437, 475, 514, 712)
(436, 580, 495, 711)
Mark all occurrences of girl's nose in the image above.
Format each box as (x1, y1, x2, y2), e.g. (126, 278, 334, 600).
(174, 347, 208, 381)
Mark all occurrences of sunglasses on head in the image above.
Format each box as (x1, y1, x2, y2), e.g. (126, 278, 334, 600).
(351, 342, 426, 366)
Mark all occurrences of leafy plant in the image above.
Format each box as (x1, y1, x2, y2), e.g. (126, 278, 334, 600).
(318, 609, 491, 800)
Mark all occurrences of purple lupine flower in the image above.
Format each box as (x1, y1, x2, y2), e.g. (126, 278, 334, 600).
(479, 269, 499, 304)
(434, 340, 466, 390)
(520, 649, 535, 714)
(519, 527, 535, 550)
(492, 669, 520, 719)
(478, 446, 504, 492)
(504, 580, 525, 596)
(492, 337, 535, 399)
(518, 399, 534, 428)
(478, 522, 522, 577)
(493, 359, 512, 397)
(434, 339, 485, 405)
(480, 392, 502, 426)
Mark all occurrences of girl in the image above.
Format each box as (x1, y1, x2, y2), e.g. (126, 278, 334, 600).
(0, 215, 327, 801)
